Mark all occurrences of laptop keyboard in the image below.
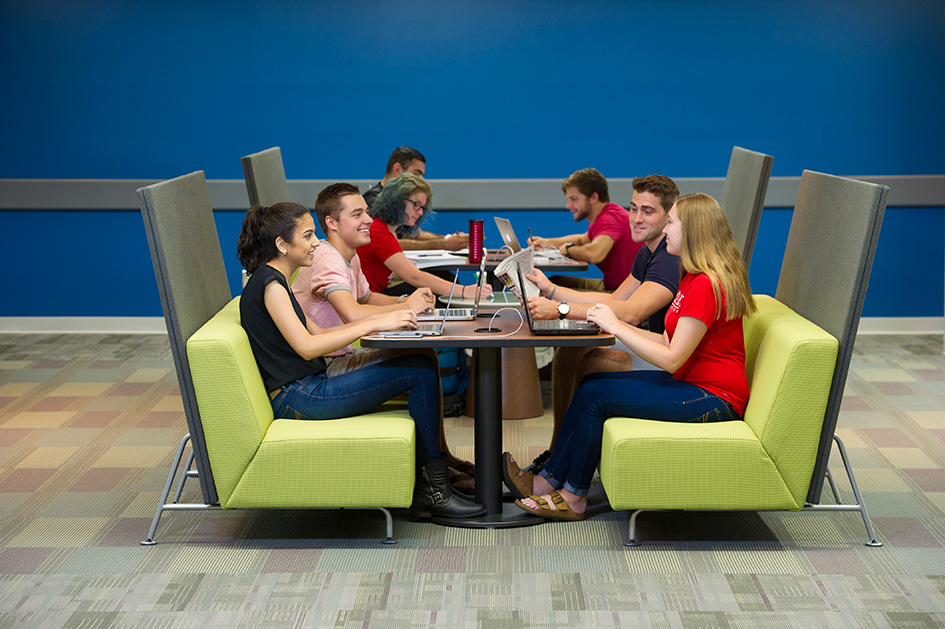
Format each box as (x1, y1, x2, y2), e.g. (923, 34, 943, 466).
(436, 309, 473, 318)
(535, 319, 596, 330)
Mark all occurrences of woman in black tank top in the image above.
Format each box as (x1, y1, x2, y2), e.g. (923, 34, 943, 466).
(237, 201, 483, 521)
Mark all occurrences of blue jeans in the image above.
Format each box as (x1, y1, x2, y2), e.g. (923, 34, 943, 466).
(270, 353, 440, 465)
(540, 370, 740, 496)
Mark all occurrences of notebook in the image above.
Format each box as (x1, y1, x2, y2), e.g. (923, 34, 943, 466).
(515, 264, 600, 336)
(417, 254, 487, 321)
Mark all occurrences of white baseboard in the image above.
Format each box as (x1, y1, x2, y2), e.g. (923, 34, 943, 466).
(0, 317, 168, 335)
(856, 317, 944, 335)
(0, 316, 942, 337)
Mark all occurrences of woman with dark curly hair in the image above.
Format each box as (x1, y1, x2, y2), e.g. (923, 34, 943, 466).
(359, 173, 492, 299)
(236, 201, 485, 520)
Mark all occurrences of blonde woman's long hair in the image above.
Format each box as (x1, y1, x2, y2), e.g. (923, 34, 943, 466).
(675, 193, 756, 320)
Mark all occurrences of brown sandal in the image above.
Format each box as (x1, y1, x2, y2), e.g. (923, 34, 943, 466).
(515, 491, 586, 521)
(502, 452, 533, 500)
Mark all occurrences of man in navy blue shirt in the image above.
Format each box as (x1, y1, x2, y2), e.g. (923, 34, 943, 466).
(523, 175, 681, 470)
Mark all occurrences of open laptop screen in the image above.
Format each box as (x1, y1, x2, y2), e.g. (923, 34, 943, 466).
(494, 217, 523, 253)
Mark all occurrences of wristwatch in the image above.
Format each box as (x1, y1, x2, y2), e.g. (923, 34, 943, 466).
(557, 302, 570, 320)
(564, 242, 575, 257)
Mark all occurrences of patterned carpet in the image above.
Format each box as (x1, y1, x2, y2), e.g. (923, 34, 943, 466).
(0, 331, 944, 627)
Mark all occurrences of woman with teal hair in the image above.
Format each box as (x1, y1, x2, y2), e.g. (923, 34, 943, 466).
(358, 173, 492, 299)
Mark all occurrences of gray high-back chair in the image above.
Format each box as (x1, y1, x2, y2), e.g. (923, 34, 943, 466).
(241, 146, 290, 207)
(138, 171, 231, 508)
(776, 170, 888, 517)
(720, 146, 774, 267)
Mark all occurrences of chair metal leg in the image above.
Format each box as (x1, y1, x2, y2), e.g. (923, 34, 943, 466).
(804, 434, 882, 547)
(824, 466, 843, 504)
(173, 449, 197, 504)
(378, 508, 397, 545)
(143, 436, 401, 545)
(625, 434, 881, 548)
(141, 434, 218, 545)
(624, 509, 659, 547)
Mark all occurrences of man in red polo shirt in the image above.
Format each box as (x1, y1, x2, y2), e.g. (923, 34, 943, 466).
(528, 168, 642, 292)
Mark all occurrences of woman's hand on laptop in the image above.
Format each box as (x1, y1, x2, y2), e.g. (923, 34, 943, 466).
(586, 303, 619, 334)
(405, 287, 436, 313)
(462, 283, 493, 299)
(372, 309, 418, 333)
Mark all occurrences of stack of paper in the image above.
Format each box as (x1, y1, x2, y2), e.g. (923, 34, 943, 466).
(403, 250, 466, 269)
(494, 247, 541, 299)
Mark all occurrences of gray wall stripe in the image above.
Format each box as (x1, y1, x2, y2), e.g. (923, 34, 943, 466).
(2, 175, 944, 211)
(0, 315, 938, 336)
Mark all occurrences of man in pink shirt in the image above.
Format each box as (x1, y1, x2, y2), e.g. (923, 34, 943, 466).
(292, 183, 434, 370)
(529, 168, 642, 292)
(292, 183, 476, 493)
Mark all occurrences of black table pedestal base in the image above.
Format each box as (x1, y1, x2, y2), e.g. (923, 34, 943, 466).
(431, 502, 545, 528)
(362, 327, 612, 529)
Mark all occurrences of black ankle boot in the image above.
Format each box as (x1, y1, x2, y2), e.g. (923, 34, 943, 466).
(525, 449, 551, 474)
(411, 459, 486, 519)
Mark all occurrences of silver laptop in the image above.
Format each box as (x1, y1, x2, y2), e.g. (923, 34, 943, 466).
(494, 217, 523, 253)
(378, 302, 448, 337)
(417, 254, 487, 321)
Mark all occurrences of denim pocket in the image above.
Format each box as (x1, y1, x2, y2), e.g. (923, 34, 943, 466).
(269, 388, 287, 413)
(689, 407, 723, 423)
(284, 404, 314, 421)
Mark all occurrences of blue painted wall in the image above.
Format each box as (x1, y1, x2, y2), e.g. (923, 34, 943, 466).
(1, 1, 943, 318)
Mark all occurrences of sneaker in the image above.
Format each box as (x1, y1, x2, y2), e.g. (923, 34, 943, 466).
(524, 449, 551, 474)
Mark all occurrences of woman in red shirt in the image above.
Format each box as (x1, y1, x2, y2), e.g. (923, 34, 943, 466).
(505, 193, 756, 521)
(358, 174, 491, 299)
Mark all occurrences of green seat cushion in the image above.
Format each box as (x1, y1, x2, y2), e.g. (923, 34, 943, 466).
(601, 418, 796, 511)
(226, 411, 416, 509)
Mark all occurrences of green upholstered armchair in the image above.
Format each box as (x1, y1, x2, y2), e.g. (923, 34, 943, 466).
(600, 296, 840, 540)
(600, 170, 888, 548)
(139, 171, 416, 545)
(187, 299, 415, 520)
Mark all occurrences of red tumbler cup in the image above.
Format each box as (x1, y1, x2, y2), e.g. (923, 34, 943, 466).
(469, 219, 484, 263)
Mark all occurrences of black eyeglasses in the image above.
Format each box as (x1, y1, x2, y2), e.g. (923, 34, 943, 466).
(405, 198, 427, 213)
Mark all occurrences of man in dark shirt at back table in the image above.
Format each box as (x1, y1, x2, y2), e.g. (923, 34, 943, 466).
(363, 146, 468, 251)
